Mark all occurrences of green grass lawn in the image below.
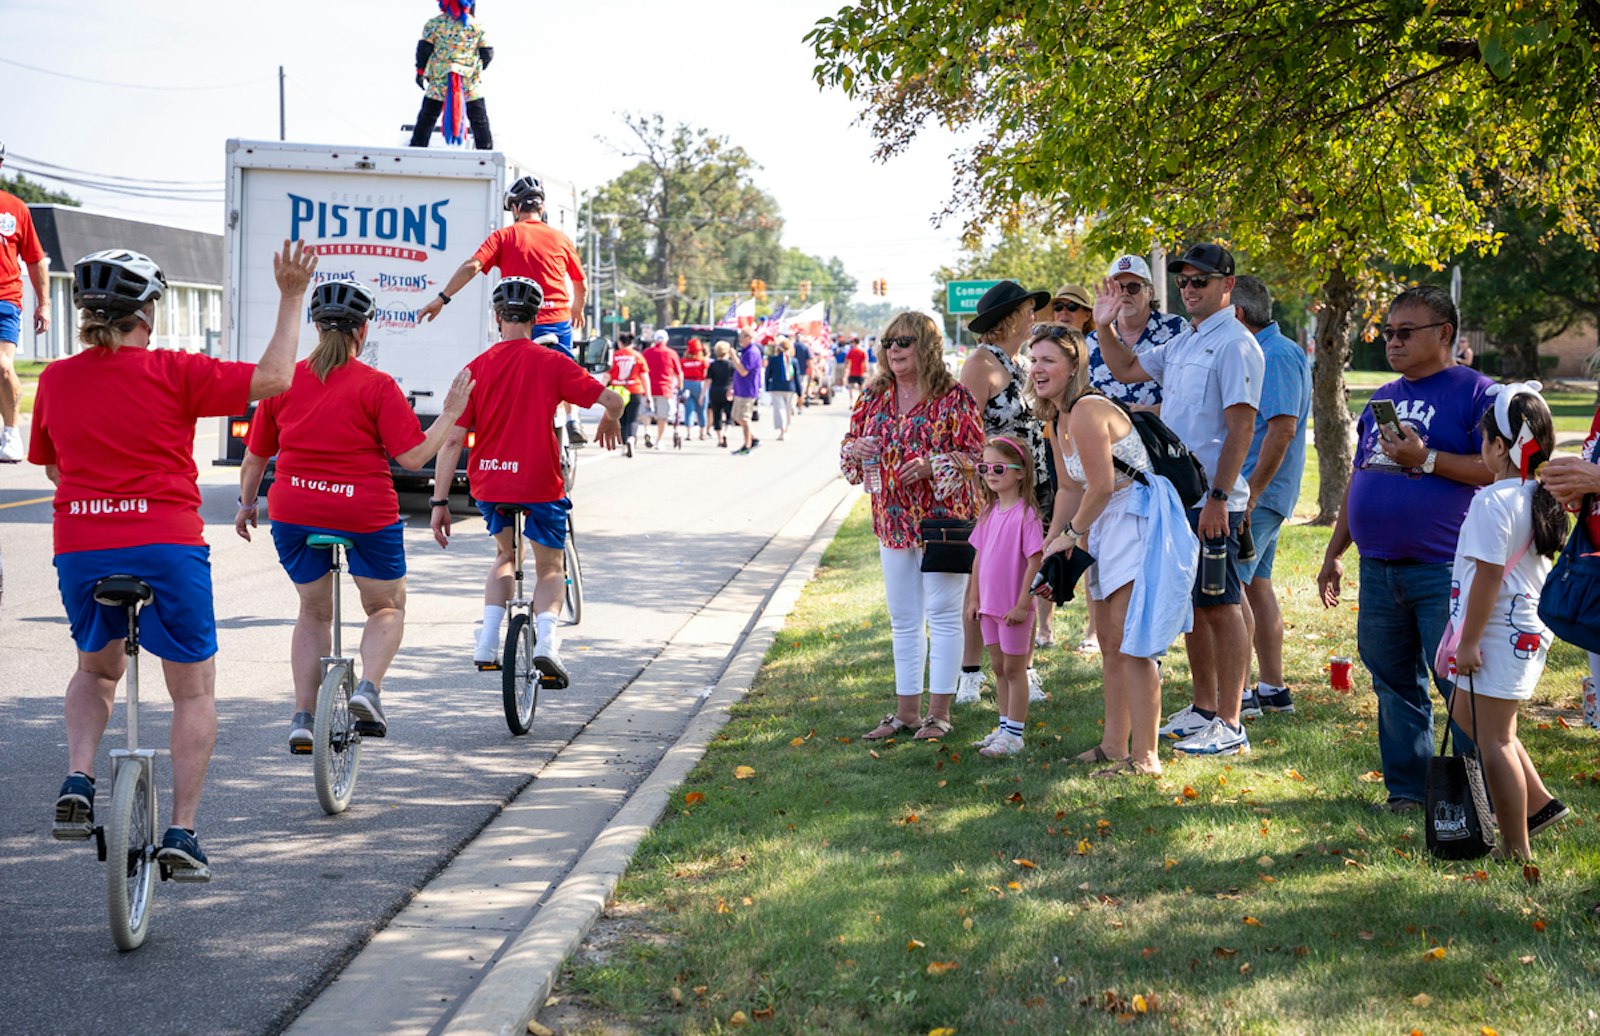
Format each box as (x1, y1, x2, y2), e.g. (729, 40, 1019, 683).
(553, 483, 1600, 1033)
(15, 359, 45, 415)
(1343, 369, 1597, 436)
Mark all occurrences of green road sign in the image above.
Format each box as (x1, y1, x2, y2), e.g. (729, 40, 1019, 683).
(946, 279, 1002, 315)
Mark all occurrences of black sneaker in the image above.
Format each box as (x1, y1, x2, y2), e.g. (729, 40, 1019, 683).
(1258, 685, 1295, 713)
(751, 437, 762, 449)
(566, 421, 588, 448)
(1240, 687, 1263, 720)
(1528, 798, 1571, 837)
(348, 679, 387, 738)
(156, 827, 211, 882)
(52, 773, 95, 840)
(288, 711, 315, 755)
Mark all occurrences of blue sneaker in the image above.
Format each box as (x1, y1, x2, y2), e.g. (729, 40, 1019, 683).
(1172, 717, 1251, 757)
(1257, 685, 1295, 713)
(156, 827, 211, 883)
(52, 773, 95, 840)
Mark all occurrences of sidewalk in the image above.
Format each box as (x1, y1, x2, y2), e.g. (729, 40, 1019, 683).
(286, 477, 860, 1036)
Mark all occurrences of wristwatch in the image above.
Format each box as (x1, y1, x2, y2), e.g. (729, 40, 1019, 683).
(429, 498, 451, 508)
(1421, 449, 1438, 474)
(1208, 487, 1228, 502)
(436, 291, 452, 306)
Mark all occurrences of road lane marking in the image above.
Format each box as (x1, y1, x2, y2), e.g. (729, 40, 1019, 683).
(0, 494, 52, 510)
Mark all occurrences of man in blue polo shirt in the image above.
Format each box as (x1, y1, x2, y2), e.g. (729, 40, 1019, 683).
(1229, 276, 1312, 719)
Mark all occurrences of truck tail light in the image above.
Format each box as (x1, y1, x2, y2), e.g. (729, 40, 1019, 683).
(231, 420, 250, 439)
(466, 431, 476, 449)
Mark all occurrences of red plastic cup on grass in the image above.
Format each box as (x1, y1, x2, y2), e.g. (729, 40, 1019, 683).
(1330, 656, 1353, 692)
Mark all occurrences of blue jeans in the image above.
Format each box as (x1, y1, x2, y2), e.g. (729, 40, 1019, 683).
(682, 380, 708, 428)
(1357, 556, 1473, 803)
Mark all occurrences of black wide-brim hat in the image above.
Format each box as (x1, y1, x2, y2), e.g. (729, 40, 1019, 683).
(967, 280, 1050, 334)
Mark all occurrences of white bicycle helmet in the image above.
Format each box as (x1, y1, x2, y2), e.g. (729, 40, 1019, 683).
(73, 250, 167, 313)
(309, 279, 377, 331)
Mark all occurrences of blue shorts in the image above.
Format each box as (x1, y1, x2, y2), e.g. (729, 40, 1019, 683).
(270, 520, 407, 584)
(1235, 506, 1288, 584)
(55, 544, 218, 663)
(532, 321, 574, 359)
(0, 301, 20, 344)
(1187, 508, 1246, 608)
(477, 499, 570, 550)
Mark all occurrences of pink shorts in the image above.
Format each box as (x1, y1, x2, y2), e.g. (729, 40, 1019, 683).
(981, 612, 1033, 656)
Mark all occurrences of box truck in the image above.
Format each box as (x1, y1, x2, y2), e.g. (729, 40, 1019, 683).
(216, 138, 584, 490)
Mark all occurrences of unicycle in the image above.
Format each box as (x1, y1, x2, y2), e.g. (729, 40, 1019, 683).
(562, 522, 583, 627)
(495, 506, 541, 736)
(304, 535, 361, 815)
(83, 576, 161, 951)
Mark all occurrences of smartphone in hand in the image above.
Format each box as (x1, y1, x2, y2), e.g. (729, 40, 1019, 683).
(1370, 398, 1403, 442)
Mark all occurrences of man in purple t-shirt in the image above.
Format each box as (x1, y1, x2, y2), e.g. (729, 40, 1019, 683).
(729, 328, 763, 455)
(1317, 285, 1493, 813)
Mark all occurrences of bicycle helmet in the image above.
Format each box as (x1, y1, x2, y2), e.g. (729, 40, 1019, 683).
(503, 175, 545, 211)
(308, 279, 376, 331)
(492, 276, 544, 321)
(73, 250, 167, 314)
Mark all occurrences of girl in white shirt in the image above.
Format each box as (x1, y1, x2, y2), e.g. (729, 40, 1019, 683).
(1445, 382, 1570, 861)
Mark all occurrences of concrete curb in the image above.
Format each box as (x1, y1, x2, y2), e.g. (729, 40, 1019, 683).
(441, 484, 861, 1036)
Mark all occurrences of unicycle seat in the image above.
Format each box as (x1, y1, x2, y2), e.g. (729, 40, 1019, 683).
(92, 575, 153, 608)
(494, 504, 530, 517)
(307, 534, 355, 550)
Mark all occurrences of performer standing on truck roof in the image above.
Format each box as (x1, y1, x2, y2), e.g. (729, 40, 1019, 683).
(410, 0, 494, 150)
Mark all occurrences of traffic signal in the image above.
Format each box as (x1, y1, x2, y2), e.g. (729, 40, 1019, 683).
(621, 305, 630, 320)
(750, 278, 767, 301)
(677, 274, 687, 293)
(799, 279, 811, 301)
(879, 277, 887, 296)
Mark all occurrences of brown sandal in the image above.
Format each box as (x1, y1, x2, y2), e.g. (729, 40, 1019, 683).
(1075, 745, 1118, 764)
(864, 714, 917, 740)
(1092, 759, 1160, 779)
(914, 716, 953, 741)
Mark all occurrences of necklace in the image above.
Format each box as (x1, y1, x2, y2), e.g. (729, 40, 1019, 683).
(896, 382, 921, 412)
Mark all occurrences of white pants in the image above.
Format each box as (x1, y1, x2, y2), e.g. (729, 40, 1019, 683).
(769, 390, 796, 431)
(880, 545, 966, 697)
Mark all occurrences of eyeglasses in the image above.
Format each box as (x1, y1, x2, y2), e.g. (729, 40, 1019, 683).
(1052, 300, 1084, 313)
(882, 335, 918, 350)
(1380, 321, 1449, 342)
(1113, 280, 1145, 296)
(1174, 274, 1222, 290)
(974, 463, 1022, 474)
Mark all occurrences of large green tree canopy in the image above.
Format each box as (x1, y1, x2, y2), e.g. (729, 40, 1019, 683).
(809, 0, 1600, 519)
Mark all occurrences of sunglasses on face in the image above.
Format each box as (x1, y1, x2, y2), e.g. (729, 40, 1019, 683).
(974, 463, 1022, 474)
(1174, 274, 1222, 290)
(882, 335, 918, 350)
(1380, 321, 1449, 342)
(1053, 300, 1084, 313)
(1113, 280, 1145, 296)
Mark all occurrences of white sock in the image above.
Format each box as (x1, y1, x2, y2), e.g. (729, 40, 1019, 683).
(1257, 682, 1284, 695)
(480, 604, 506, 642)
(535, 610, 558, 648)
(997, 714, 1009, 730)
(1001, 718, 1025, 737)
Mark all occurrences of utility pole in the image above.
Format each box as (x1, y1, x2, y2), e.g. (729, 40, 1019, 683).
(278, 66, 286, 141)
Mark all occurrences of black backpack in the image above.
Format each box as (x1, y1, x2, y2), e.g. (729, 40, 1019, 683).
(1104, 397, 1210, 508)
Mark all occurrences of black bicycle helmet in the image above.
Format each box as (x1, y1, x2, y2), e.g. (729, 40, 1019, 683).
(309, 279, 376, 332)
(492, 277, 544, 320)
(73, 250, 167, 314)
(503, 175, 545, 211)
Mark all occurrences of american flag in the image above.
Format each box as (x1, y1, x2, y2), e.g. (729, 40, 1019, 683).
(719, 298, 740, 325)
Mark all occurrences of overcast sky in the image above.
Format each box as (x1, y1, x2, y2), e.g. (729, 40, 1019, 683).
(0, 0, 972, 312)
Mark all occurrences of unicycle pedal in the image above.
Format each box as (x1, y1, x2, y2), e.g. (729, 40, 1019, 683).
(476, 660, 502, 672)
(289, 742, 313, 756)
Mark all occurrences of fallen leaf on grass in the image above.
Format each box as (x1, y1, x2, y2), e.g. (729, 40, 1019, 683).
(1357, 931, 1374, 941)
(1164, 858, 1177, 871)
(1075, 838, 1092, 855)
(1140, 946, 1157, 958)
(1358, 770, 1384, 783)
(1213, 946, 1239, 958)
(902, 813, 920, 825)
(667, 987, 684, 1006)
(1523, 864, 1541, 886)
(928, 1029, 958, 1036)
(1412, 993, 1433, 1007)
(1014, 858, 1038, 869)
(1285, 768, 1306, 781)
(734, 765, 757, 780)
(527, 1021, 555, 1036)
(1518, 954, 1535, 965)
(752, 1006, 774, 1021)
(1006, 791, 1025, 804)
(1423, 947, 1446, 961)
(1557, 715, 1572, 729)
(1132, 994, 1148, 1013)
(926, 961, 961, 975)
(684, 792, 705, 807)
(836, 736, 852, 744)
(729, 1010, 748, 1026)
(1181, 786, 1199, 799)
(1007, 881, 1022, 891)
(1096, 818, 1113, 833)
(1256, 856, 1275, 868)
(869, 750, 881, 759)
(1242, 916, 1263, 927)
(1532, 919, 1547, 932)
(790, 736, 807, 747)
(1481, 1028, 1500, 1036)
(907, 939, 926, 950)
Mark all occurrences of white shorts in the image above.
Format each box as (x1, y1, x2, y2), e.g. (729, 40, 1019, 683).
(1086, 486, 1143, 602)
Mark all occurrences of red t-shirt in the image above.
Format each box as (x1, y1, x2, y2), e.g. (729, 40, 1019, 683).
(471, 219, 585, 323)
(643, 343, 684, 395)
(247, 359, 425, 532)
(30, 347, 254, 554)
(0, 192, 45, 307)
(457, 338, 605, 502)
(846, 346, 868, 378)
(607, 347, 649, 396)
(681, 356, 709, 380)
(1582, 408, 1600, 546)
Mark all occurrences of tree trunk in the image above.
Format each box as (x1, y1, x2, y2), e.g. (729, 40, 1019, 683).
(1508, 334, 1540, 379)
(1311, 267, 1357, 525)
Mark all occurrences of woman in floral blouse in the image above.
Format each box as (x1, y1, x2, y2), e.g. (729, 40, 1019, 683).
(841, 312, 985, 741)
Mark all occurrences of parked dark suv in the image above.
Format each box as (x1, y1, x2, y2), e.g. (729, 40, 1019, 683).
(663, 325, 739, 358)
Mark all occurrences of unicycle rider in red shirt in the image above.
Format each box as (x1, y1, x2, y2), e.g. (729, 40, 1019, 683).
(430, 277, 623, 682)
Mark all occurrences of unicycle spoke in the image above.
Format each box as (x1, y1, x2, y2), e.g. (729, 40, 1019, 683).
(313, 661, 361, 814)
(106, 763, 155, 952)
(501, 613, 538, 735)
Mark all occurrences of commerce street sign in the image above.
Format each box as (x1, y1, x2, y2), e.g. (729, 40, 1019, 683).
(946, 279, 1002, 315)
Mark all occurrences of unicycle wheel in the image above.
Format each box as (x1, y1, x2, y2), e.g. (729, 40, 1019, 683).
(313, 661, 362, 814)
(106, 765, 156, 951)
(502, 613, 538, 735)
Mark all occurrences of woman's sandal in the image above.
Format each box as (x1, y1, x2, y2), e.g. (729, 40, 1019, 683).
(914, 716, 953, 741)
(1074, 745, 1119, 764)
(1092, 759, 1160, 779)
(864, 714, 917, 741)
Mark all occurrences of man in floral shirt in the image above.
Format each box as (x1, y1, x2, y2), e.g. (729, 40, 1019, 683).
(1085, 254, 1184, 410)
(409, 0, 494, 149)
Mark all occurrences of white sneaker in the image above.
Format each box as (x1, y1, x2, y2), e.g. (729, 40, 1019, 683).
(0, 426, 21, 463)
(1172, 717, 1250, 756)
(972, 726, 1003, 749)
(979, 730, 1024, 757)
(473, 628, 501, 669)
(1027, 667, 1047, 702)
(1159, 703, 1210, 741)
(954, 670, 985, 705)
(533, 639, 570, 689)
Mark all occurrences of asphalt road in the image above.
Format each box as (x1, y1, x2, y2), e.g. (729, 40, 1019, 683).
(0, 402, 850, 1035)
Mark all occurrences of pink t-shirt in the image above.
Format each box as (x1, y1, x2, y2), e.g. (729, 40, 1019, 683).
(970, 498, 1044, 617)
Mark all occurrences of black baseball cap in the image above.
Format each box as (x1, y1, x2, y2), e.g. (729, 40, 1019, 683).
(1173, 242, 1235, 276)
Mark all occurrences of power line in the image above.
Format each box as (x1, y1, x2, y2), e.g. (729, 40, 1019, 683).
(8, 163, 224, 202)
(13, 153, 221, 187)
(0, 55, 270, 92)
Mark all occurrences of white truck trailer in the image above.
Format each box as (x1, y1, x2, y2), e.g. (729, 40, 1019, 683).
(216, 138, 583, 489)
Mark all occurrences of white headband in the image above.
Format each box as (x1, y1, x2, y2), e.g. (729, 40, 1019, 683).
(1486, 380, 1543, 479)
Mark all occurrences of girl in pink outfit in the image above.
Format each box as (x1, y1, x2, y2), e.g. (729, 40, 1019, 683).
(966, 436, 1045, 757)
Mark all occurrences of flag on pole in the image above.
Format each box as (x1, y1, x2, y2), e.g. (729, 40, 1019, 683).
(719, 297, 757, 328)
